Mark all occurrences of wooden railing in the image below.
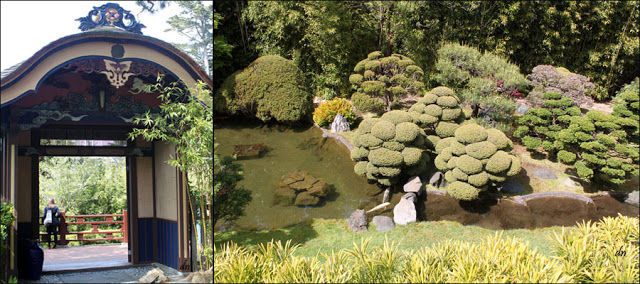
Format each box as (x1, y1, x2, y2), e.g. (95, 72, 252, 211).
(39, 210, 128, 245)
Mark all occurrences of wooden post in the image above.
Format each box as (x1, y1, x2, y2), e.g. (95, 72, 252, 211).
(59, 211, 68, 246)
(123, 210, 128, 243)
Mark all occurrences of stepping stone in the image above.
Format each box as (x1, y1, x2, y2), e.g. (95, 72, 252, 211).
(534, 168, 557, 180)
(403, 176, 424, 195)
(372, 216, 395, 232)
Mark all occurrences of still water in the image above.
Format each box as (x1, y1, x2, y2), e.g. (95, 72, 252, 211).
(214, 120, 380, 231)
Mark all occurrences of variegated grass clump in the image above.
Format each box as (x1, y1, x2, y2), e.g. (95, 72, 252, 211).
(215, 215, 639, 283)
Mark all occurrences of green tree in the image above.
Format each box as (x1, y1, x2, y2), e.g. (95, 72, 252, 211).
(214, 11, 233, 73)
(349, 51, 425, 112)
(129, 76, 224, 271)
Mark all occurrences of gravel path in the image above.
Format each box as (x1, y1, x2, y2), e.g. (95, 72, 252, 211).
(20, 262, 190, 283)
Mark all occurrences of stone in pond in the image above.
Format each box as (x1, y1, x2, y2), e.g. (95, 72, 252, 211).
(294, 191, 320, 206)
(534, 168, 557, 180)
(347, 209, 368, 232)
(279, 177, 297, 188)
(497, 180, 524, 194)
(273, 187, 297, 206)
(331, 113, 350, 133)
(308, 180, 330, 197)
(429, 171, 445, 188)
(233, 143, 269, 158)
(393, 198, 416, 226)
(289, 176, 319, 191)
(372, 215, 395, 232)
(403, 176, 424, 195)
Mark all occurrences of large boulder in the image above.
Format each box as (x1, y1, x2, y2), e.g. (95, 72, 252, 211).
(347, 209, 368, 232)
(273, 188, 297, 206)
(294, 192, 319, 206)
(331, 113, 351, 133)
(372, 216, 395, 232)
(393, 198, 417, 226)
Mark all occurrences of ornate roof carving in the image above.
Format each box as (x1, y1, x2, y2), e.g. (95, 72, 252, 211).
(76, 2, 146, 34)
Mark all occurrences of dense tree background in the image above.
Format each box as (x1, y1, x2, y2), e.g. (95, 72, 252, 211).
(214, 0, 638, 99)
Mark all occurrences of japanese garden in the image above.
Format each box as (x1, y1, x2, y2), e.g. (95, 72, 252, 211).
(214, 1, 639, 283)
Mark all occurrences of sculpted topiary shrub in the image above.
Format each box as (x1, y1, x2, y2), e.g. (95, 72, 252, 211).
(214, 55, 312, 123)
(313, 98, 357, 128)
(612, 78, 639, 144)
(514, 92, 581, 152)
(434, 123, 520, 200)
(554, 111, 640, 184)
(408, 86, 469, 149)
(351, 110, 430, 186)
(350, 52, 425, 112)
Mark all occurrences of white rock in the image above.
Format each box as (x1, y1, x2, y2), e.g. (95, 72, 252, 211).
(393, 198, 416, 226)
(403, 176, 423, 194)
(330, 114, 350, 133)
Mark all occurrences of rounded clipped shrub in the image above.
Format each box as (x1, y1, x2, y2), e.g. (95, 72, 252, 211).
(369, 146, 406, 167)
(456, 155, 484, 175)
(402, 147, 423, 166)
(356, 118, 381, 135)
(452, 167, 469, 181)
(313, 98, 356, 128)
(436, 96, 459, 108)
(441, 108, 462, 121)
(215, 55, 312, 123)
(448, 140, 466, 156)
(431, 86, 456, 97)
(421, 92, 438, 104)
(485, 151, 512, 174)
(424, 104, 443, 117)
(446, 181, 480, 201)
(381, 110, 413, 125)
(350, 147, 370, 161)
(467, 172, 490, 187)
(455, 124, 488, 144)
(395, 122, 420, 143)
(465, 141, 497, 160)
(434, 155, 447, 171)
(486, 128, 512, 149)
(435, 122, 461, 138)
(383, 141, 405, 152)
(354, 161, 368, 176)
(371, 120, 397, 141)
(435, 137, 456, 154)
(358, 134, 383, 148)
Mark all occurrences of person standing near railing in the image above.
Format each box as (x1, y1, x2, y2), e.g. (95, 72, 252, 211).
(42, 198, 61, 249)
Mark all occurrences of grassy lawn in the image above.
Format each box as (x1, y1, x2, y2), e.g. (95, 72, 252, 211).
(215, 218, 571, 258)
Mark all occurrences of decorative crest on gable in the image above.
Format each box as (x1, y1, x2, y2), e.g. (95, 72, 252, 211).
(76, 2, 146, 34)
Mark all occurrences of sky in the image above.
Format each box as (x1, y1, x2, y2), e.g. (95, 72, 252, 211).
(0, 1, 191, 71)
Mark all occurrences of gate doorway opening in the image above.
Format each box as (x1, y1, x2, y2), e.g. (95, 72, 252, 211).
(38, 155, 129, 272)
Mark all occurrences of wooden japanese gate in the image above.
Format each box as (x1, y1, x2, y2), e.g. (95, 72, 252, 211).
(0, 3, 211, 278)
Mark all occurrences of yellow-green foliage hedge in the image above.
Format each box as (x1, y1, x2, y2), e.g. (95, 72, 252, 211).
(313, 98, 357, 128)
(215, 215, 639, 283)
(214, 55, 312, 123)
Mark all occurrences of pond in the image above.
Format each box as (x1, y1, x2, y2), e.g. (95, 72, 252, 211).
(215, 119, 639, 232)
(214, 120, 380, 231)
